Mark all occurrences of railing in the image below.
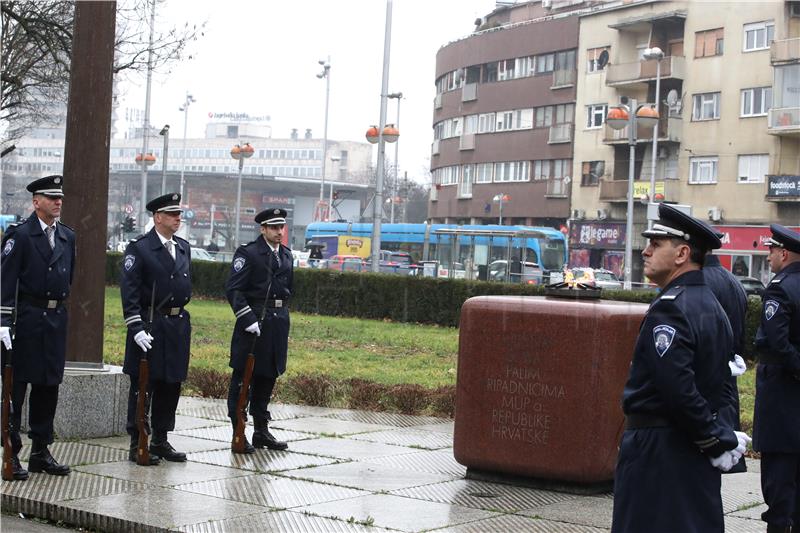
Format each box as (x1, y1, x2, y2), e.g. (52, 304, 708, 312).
(552, 69, 576, 87)
(604, 115, 682, 143)
(768, 107, 800, 131)
(606, 56, 685, 86)
(771, 38, 800, 63)
(459, 133, 475, 150)
(462, 83, 477, 102)
(434, 94, 442, 110)
(548, 123, 572, 144)
(546, 177, 568, 196)
(431, 139, 440, 156)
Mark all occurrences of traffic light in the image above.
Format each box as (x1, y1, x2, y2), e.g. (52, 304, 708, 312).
(122, 216, 136, 233)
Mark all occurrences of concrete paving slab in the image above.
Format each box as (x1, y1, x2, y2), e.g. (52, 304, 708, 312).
(725, 515, 770, 532)
(186, 448, 339, 473)
(432, 514, 609, 532)
(174, 473, 366, 509)
(729, 501, 768, 521)
(321, 411, 449, 428)
(407, 421, 455, 434)
(279, 461, 457, 491)
(178, 509, 385, 533)
(391, 478, 574, 513)
(174, 414, 228, 431)
(271, 416, 397, 436)
(175, 405, 229, 422)
(297, 493, 499, 533)
(83, 433, 228, 454)
(174, 424, 310, 444)
(360, 449, 467, 477)
(348, 428, 453, 450)
(61, 486, 265, 531)
(75, 459, 249, 486)
(286, 437, 418, 460)
(721, 472, 764, 514)
(1, 513, 78, 533)
(520, 495, 613, 529)
(15, 442, 127, 470)
(2, 471, 148, 505)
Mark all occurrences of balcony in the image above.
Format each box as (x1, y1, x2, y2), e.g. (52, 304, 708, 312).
(599, 179, 674, 203)
(459, 133, 475, 151)
(552, 69, 576, 88)
(606, 56, 685, 88)
(766, 174, 800, 202)
(546, 177, 568, 197)
(434, 94, 442, 110)
(548, 124, 572, 144)
(603, 115, 682, 144)
(768, 107, 800, 136)
(431, 139, 440, 156)
(771, 38, 800, 64)
(462, 83, 477, 102)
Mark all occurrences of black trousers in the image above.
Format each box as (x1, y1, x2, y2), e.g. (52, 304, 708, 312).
(10, 381, 59, 452)
(761, 452, 800, 527)
(126, 378, 181, 440)
(227, 369, 276, 422)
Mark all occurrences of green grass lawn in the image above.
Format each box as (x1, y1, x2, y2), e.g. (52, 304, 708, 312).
(101, 286, 755, 427)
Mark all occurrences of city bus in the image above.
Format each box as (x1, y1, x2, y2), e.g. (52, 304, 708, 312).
(304, 222, 568, 280)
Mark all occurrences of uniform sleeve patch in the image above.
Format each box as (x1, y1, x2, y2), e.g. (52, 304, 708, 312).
(233, 257, 246, 272)
(2, 239, 14, 256)
(653, 325, 676, 357)
(123, 254, 136, 271)
(764, 300, 780, 321)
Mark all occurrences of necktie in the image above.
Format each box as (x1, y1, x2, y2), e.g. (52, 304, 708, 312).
(273, 249, 280, 267)
(45, 226, 55, 249)
(165, 240, 175, 260)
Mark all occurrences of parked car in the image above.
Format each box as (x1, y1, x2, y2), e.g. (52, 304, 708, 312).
(326, 254, 366, 272)
(191, 247, 215, 261)
(488, 260, 543, 285)
(551, 268, 623, 290)
(292, 250, 310, 268)
(737, 276, 765, 297)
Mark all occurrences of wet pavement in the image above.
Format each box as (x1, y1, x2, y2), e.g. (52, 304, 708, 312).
(1, 397, 768, 532)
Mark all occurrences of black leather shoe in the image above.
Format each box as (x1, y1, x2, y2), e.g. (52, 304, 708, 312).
(149, 441, 186, 462)
(28, 447, 70, 476)
(11, 455, 29, 480)
(128, 447, 161, 465)
(252, 428, 288, 451)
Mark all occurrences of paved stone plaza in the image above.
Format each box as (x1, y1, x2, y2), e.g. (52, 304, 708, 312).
(1, 397, 768, 532)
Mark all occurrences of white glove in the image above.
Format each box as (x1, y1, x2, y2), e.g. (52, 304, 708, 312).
(245, 322, 261, 336)
(734, 431, 752, 454)
(709, 451, 736, 472)
(0, 327, 11, 350)
(134, 330, 153, 352)
(729, 354, 747, 377)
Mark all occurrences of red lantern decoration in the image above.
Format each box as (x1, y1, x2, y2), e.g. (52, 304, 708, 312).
(606, 106, 630, 130)
(382, 124, 399, 143)
(365, 126, 379, 144)
(240, 142, 255, 158)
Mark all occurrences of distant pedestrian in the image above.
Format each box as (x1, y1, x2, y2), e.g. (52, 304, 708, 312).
(225, 208, 293, 453)
(753, 224, 800, 533)
(611, 203, 750, 533)
(1, 176, 75, 479)
(120, 193, 192, 465)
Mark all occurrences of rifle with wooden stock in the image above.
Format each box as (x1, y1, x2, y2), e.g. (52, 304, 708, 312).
(232, 278, 272, 453)
(1, 282, 19, 481)
(135, 284, 156, 466)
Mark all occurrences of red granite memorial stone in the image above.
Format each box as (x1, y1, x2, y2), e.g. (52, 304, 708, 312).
(454, 294, 648, 489)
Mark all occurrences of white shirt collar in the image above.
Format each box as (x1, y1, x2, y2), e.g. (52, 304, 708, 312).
(38, 217, 56, 232)
(155, 230, 174, 246)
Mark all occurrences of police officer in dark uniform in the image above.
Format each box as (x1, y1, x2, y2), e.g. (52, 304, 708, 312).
(120, 193, 192, 464)
(704, 248, 749, 473)
(225, 208, 293, 453)
(753, 224, 800, 533)
(611, 203, 750, 533)
(0, 176, 75, 479)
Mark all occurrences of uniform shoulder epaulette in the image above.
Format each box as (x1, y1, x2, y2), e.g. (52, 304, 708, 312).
(659, 285, 685, 301)
(770, 273, 784, 284)
(130, 234, 145, 243)
(174, 235, 190, 246)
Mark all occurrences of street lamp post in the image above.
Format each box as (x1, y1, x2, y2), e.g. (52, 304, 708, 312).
(643, 46, 664, 229)
(139, 0, 156, 232)
(607, 100, 659, 290)
(230, 142, 254, 249)
(159, 124, 170, 195)
(178, 93, 196, 201)
(329, 154, 341, 218)
(493, 193, 509, 225)
(316, 57, 331, 221)
(387, 92, 402, 223)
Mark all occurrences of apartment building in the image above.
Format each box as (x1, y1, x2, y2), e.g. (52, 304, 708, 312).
(573, 0, 800, 283)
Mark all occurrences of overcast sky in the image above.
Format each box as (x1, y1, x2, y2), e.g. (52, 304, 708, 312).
(118, 0, 497, 183)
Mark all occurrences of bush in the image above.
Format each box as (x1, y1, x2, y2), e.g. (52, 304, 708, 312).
(346, 378, 389, 411)
(187, 367, 229, 398)
(386, 384, 429, 415)
(429, 385, 456, 418)
(285, 374, 335, 406)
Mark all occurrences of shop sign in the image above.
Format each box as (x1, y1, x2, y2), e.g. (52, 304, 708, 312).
(713, 225, 800, 252)
(767, 175, 800, 198)
(569, 222, 626, 249)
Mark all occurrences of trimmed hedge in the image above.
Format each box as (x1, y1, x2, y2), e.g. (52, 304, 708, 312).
(105, 252, 763, 359)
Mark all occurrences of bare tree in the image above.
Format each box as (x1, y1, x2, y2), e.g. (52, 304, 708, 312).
(1, 0, 205, 149)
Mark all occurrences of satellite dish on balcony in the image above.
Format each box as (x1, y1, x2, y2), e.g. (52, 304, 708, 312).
(597, 50, 609, 69)
(666, 89, 682, 115)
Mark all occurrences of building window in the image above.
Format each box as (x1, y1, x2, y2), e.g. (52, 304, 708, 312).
(515, 56, 535, 78)
(498, 59, 515, 81)
(532, 160, 551, 181)
(475, 163, 493, 183)
(555, 103, 574, 125)
(555, 49, 576, 72)
(496, 111, 514, 131)
(743, 21, 774, 52)
(581, 161, 605, 186)
(460, 164, 474, 197)
(478, 113, 496, 133)
(536, 53, 554, 74)
(483, 61, 498, 83)
(586, 104, 607, 129)
(741, 87, 772, 117)
(536, 106, 554, 128)
(695, 28, 724, 58)
(689, 156, 719, 184)
(587, 46, 609, 72)
(515, 108, 534, 129)
(692, 92, 721, 121)
(464, 114, 479, 134)
(738, 154, 769, 183)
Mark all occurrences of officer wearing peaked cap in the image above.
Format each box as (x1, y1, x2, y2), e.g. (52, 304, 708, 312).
(225, 207, 293, 453)
(611, 203, 750, 533)
(120, 193, 192, 465)
(1, 176, 75, 479)
(753, 224, 800, 532)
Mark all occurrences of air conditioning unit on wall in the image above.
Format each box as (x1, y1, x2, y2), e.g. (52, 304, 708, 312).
(597, 209, 609, 220)
(571, 209, 585, 220)
(708, 207, 722, 222)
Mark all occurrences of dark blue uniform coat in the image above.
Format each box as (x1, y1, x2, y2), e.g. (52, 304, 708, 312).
(120, 229, 192, 383)
(753, 261, 800, 453)
(225, 237, 293, 378)
(612, 270, 737, 533)
(1, 215, 76, 385)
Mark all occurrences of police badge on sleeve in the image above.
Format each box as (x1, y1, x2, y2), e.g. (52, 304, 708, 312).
(764, 300, 779, 321)
(233, 257, 246, 272)
(653, 325, 676, 357)
(2, 239, 13, 256)
(123, 254, 136, 271)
